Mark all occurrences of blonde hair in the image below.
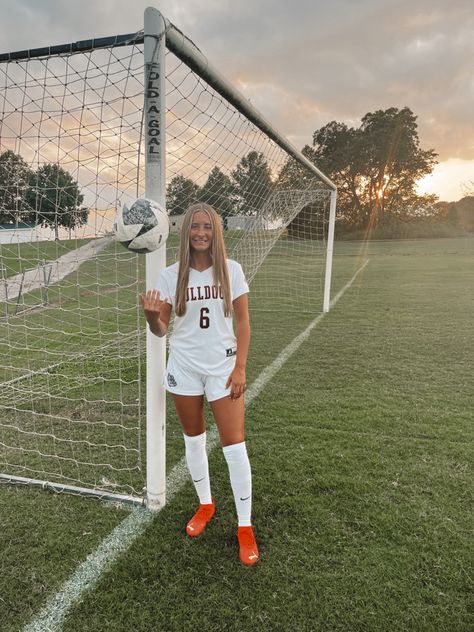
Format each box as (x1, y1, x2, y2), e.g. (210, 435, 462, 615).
(175, 203, 232, 317)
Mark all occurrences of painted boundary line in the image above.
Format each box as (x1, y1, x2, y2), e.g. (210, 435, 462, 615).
(0, 237, 111, 302)
(23, 260, 369, 632)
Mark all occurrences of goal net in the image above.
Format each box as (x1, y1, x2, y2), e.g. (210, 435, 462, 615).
(0, 13, 335, 504)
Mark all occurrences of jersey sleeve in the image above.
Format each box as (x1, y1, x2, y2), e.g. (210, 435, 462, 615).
(156, 269, 174, 307)
(231, 261, 249, 301)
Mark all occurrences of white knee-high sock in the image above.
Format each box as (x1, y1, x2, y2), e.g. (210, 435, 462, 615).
(183, 432, 212, 505)
(222, 441, 252, 527)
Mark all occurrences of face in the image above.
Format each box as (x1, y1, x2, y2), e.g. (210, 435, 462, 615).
(189, 210, 213, 253)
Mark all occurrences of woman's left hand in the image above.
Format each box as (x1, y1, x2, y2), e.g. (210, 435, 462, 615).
(226, 365, 246, 400)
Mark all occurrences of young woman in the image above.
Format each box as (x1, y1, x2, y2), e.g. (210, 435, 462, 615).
(139, 202, 258, 566)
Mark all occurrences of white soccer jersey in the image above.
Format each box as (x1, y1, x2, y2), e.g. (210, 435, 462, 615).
(156, 259, 249, 375)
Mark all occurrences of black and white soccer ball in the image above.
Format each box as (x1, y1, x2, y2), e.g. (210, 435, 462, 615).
(114, 197, 169, 253)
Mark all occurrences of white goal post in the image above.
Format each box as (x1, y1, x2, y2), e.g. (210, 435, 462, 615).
(0, 7, 336, 508)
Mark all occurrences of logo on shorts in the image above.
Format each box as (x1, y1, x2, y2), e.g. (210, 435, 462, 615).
(226, 347, 236, 357)
(167, 373, 177, 387)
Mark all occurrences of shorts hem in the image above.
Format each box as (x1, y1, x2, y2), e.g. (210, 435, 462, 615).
(206, 390, 232, 403)
(164, 385, 204, 397)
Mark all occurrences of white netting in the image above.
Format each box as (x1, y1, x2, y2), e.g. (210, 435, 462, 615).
(0, 32, 332, 501)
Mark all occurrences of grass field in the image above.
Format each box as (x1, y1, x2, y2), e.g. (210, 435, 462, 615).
(0, 236, 472, 631)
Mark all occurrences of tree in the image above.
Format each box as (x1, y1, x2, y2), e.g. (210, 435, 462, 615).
(231, 151, 274, 215)
(166, 175, 200, 216)
(462, 180, 474, 198)
(26, 164, 85, 240)
(275, 146, 319, 192)
(454, 196, 474, 232)
(436, 196, 474, 233)
(310, 107, 438, 230)
(0, 150, 33, 223)
(198, 167, 236, 227)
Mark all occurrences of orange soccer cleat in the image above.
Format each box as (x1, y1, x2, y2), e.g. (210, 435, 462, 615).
(185, 499, 215, 537)
(237, 526, 259, 566)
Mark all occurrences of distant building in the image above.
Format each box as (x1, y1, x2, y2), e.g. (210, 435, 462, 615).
(0, 222, 39, 244)
(227, 216, 251, 231)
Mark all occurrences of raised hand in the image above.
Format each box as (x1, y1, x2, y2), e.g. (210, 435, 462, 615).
(139, 290, 169, 336)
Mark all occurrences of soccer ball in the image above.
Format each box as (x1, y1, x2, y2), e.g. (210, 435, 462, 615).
(114, 197, 169, 253)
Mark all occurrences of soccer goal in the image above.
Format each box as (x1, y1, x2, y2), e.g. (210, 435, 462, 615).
(0, 8, 336, 508)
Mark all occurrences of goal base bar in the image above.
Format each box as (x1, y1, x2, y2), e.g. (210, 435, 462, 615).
(0, 474, 145, 507)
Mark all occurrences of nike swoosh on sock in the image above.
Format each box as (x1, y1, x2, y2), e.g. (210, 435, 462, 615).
(193, 477, 205, 483)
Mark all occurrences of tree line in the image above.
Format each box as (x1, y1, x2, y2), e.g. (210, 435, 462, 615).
(166, 150, 274, 223)
(168, 106, 451, 235)
(3, 106, 469, 239)
(0, 150, 86, 239)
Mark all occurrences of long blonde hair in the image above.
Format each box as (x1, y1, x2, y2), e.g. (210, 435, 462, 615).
(175, 203, 232, 317)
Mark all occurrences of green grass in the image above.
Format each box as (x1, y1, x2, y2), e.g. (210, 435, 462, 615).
(0, 238, 92, 278)
(0, 236, 473, 631)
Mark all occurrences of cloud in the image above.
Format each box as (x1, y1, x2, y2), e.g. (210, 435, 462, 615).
(196, 0, 473, 161)
(0, 0, 472, 199)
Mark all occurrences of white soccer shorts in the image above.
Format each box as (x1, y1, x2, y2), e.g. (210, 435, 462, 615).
(163, 352, 235, 402)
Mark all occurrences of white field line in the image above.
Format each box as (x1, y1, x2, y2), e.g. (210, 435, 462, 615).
(0, 237, 112, 302)
(23, 260, 369, 632)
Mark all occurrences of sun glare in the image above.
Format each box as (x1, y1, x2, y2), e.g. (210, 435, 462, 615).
(416, 159, 474, 202)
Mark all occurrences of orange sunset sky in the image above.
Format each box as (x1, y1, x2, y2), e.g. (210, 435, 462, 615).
(0, 0, 472, 202)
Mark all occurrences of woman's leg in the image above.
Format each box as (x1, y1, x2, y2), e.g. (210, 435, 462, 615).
(209, 395, 244, 447)
(210, 396, 251, 526)
(211, 395, 258, 564)
(172, 393, 205, 437)
(172, 394, 212, 507)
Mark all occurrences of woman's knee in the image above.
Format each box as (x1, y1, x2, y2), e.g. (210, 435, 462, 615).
(220, 432, 245, 448)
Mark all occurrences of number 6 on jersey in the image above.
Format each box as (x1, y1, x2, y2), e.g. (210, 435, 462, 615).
(200, 307, 210, 329)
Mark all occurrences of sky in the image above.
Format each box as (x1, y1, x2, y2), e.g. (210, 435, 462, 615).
(0, 0, 472, 202)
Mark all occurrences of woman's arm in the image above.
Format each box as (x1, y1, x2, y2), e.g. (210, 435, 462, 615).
(139, 289, 172, 337)
(226, 293, 250, 399)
